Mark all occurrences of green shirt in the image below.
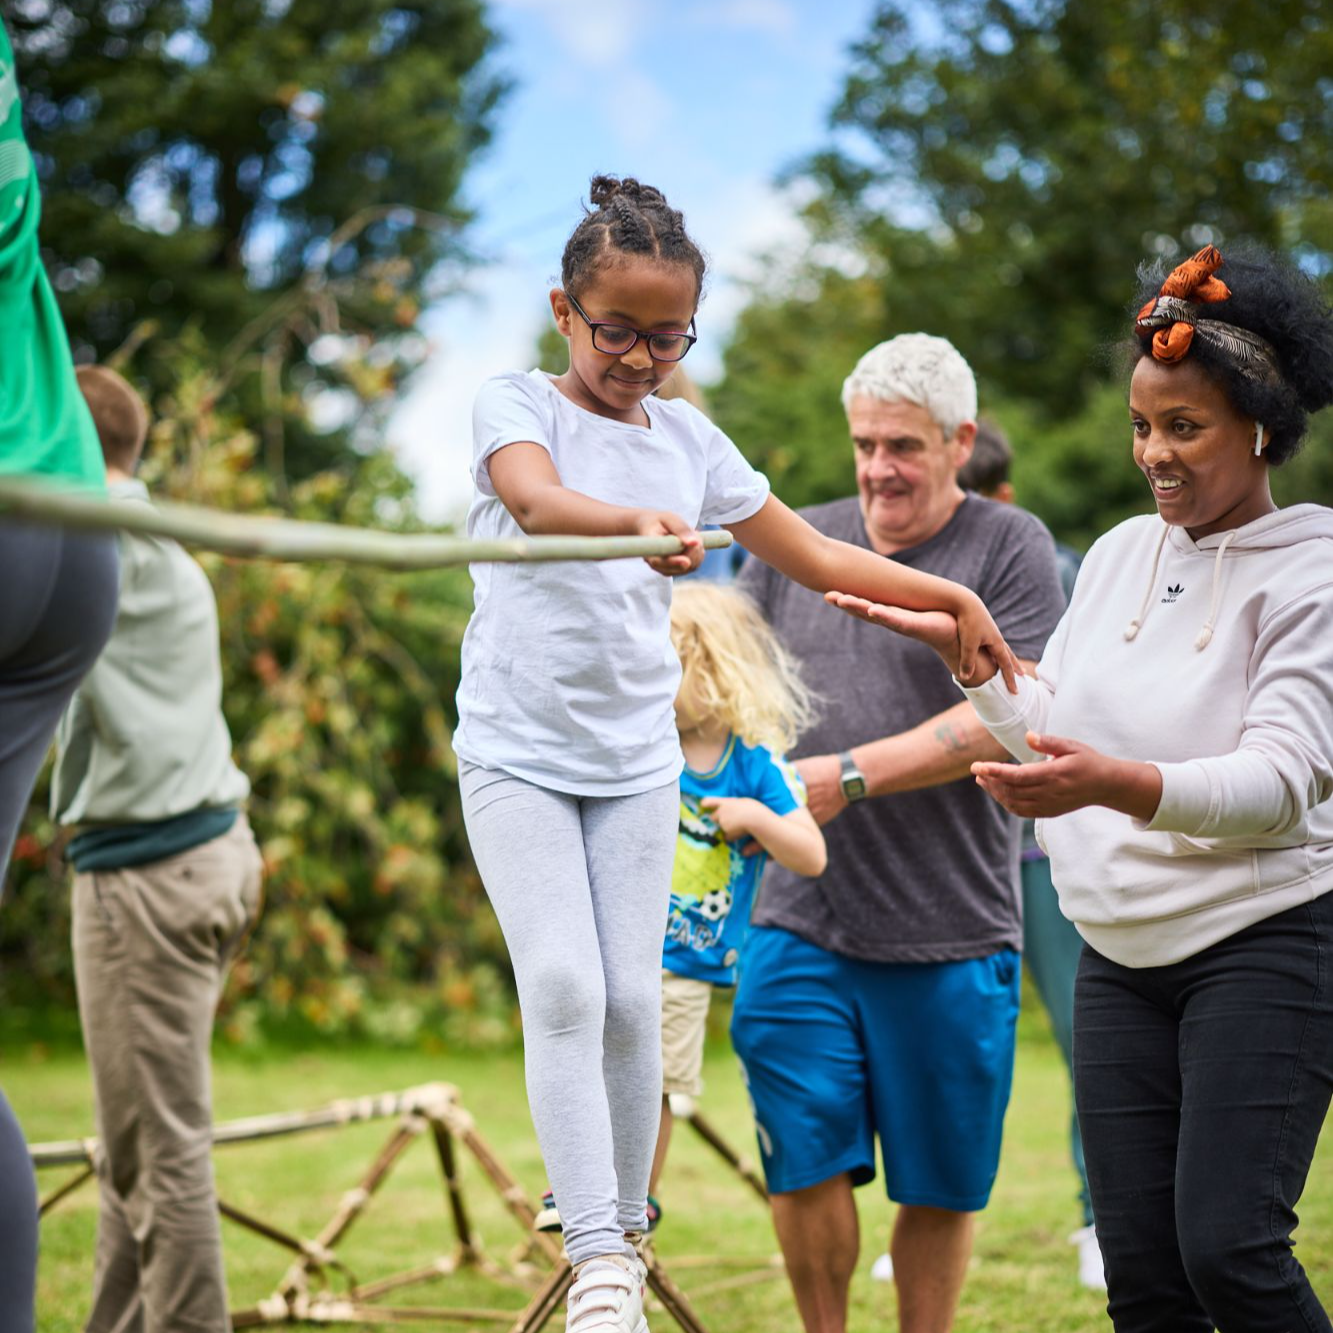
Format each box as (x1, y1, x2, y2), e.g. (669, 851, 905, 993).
(0, 22, 104, 488)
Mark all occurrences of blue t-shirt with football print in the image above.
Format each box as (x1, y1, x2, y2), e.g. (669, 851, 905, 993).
(663, 736, 804, 987)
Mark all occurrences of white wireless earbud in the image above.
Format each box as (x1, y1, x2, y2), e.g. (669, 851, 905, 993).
(1254, 421, 1265, 456)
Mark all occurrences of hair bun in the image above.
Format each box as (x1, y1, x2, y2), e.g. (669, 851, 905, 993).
(588, 175, 666, 210)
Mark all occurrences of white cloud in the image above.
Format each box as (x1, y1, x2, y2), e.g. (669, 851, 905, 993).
(607, 69, 677, 155)
(492, 0, 646, 68)
(687, 178, 814, 364)
(693, 0, 798, 36)
(388, 267, 546, 523)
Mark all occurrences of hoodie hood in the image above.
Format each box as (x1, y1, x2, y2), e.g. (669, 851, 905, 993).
(1173, 502, 1333, 553)
(1127, 504, 1333, 650)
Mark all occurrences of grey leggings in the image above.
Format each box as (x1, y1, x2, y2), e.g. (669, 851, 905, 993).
(1, 520, 119, 1333)
(459, 762, 677, 1267)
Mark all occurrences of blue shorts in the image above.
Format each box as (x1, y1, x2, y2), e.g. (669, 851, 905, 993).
(730, 925, 1020, 1211)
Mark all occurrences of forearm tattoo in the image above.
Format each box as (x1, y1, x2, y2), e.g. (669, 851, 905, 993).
(933, 720, 971, 754)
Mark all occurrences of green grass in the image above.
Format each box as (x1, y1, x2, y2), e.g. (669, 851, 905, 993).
(11, 1011, 1333, 1332)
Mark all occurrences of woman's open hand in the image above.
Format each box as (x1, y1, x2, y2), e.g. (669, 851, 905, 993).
(971, 733, 1163, 821)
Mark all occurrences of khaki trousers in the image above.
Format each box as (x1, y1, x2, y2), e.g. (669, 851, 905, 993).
(72, 815, 263, 1333)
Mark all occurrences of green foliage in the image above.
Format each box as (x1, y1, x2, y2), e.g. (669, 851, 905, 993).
(712, 255, 1333, 548)
(802, 0, 1333, 412)
(0, 321, 518, 1049)
(10, 0, 507, 474)
(711, 263, 887, 509)
(712, 0, 1333, 543)
(534, 318, 566, 375)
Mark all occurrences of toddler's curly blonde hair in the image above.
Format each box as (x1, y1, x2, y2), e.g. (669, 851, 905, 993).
(670, 581, 816, 754)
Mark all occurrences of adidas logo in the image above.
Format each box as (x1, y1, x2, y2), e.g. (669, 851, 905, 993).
(1161, 583, 1184, 604)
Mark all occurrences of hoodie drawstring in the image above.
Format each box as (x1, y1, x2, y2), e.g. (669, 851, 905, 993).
(1123, 522, 1237, 651)
(1123, 524, 1170, 642)
(1193, 529, 1239, 651)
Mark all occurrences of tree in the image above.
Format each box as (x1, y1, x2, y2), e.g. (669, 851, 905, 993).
(711, 249, 1333, 547)
(10, 0, 507, 476)
(803, 0, 1333, 412)
(710, 261, 888, 509)
(0, 323, 519, 1049)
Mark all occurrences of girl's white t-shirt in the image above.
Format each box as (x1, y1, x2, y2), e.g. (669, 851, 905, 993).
(455, 369, 771, 796)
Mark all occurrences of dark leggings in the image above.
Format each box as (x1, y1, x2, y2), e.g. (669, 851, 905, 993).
(0, 520, 118, 1333)
(1075, 896, 1333, 1333)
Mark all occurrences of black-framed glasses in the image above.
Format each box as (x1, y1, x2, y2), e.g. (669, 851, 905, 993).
(566, 292, 697, 363)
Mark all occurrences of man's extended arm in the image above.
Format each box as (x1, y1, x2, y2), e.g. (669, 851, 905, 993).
(795, 673, 1031, 826)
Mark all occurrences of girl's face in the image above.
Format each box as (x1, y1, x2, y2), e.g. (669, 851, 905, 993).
(1129, 356, 1275, 540)
(549, 256, 698, 423)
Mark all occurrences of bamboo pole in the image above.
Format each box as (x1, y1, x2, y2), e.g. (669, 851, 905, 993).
(683, 1108, 769, 1202)
(38, 1165, 95, 1216)
(0, 479, 734, 569)
(29, 1084, 466, 1169)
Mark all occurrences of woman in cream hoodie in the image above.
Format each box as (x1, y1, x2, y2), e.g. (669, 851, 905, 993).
(828, 246, 1333, 1333)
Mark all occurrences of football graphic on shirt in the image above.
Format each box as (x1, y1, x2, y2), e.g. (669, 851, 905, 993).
(699, 888, 731, 921)
(670, 795, 735, 930)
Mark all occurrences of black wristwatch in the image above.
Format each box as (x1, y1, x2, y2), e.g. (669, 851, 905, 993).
(838, 750, 868, 802)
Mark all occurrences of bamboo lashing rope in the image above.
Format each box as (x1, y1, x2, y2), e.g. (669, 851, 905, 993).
(0, 478, 734, 568)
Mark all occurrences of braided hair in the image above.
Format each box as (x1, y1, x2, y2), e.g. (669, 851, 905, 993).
(1130, 244, 1333, 465)
(561, 176, 707, 304)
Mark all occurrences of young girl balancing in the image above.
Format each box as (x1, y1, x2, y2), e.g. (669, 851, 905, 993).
(453, 175, 1016, 1333)
(535, 582, 825, 1237)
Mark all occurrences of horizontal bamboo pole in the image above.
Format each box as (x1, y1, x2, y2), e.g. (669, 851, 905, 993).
(0, 478, 733, 569)
(30, 1084, 457, 1167)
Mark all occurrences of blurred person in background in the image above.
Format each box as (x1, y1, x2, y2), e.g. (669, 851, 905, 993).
(51, 366, 263, 1333)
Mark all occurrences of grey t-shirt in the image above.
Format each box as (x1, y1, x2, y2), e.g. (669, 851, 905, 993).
(740, 494, 1065, 963)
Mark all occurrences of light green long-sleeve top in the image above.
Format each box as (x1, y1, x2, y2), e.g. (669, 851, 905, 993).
(0, 21, 104, 488)
(51, 480, 250, 825)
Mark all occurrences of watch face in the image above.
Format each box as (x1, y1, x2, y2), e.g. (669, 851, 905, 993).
(843, 775, 867, 801)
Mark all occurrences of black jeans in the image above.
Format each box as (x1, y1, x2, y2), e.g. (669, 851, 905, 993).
(1075, 896, 1333, 1333)
(1, 520, 118, 1333)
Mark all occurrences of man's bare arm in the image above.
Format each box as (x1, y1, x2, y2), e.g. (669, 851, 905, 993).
(795, 661, 1036, 825)
(854, 699, 1009, 795)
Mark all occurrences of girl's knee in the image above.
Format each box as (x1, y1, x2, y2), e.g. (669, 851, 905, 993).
(602, 977, 659, 1048)
(521, 962, 605, 1039)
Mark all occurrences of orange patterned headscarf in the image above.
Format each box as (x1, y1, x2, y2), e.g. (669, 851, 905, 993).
(1135, 245, 1282, 381)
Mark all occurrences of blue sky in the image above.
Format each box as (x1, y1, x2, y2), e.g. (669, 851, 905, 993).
(389, 0, 878, 517)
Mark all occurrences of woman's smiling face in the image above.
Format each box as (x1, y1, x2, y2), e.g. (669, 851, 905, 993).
(1129, 356, 1276, 540)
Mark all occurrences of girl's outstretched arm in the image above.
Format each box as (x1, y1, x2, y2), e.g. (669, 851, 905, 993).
(726, 494, 1019, 689)
(487, 440, 702, 575)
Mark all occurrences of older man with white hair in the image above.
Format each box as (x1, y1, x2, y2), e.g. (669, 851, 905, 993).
(732, 334, 1065, 1333)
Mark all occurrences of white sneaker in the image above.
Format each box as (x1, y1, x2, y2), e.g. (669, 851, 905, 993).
(566, 1257, 648, 1333)
(1070, 1224, 1106, 1290)
(870, 1251, 894, 1283)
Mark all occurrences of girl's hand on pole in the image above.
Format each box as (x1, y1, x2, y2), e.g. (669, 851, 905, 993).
(970, 733, 1163, 821)
(636, 510, 703, 576)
